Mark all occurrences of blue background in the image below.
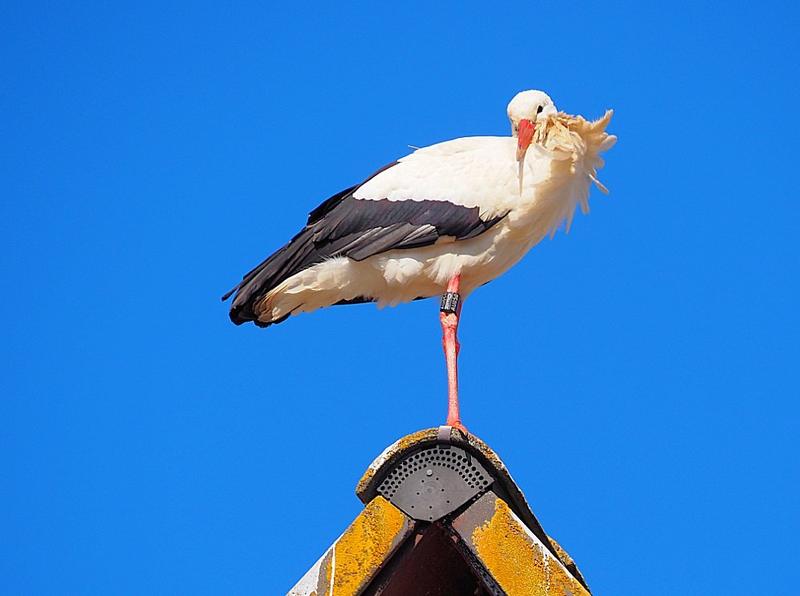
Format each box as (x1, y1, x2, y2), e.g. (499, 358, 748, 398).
(3, 1, 798, 594)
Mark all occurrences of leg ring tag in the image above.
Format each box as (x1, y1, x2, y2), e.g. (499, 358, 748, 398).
(440, 292, 460, 314)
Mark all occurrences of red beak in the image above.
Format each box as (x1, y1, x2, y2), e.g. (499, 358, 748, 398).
(516, 118, 535, 162)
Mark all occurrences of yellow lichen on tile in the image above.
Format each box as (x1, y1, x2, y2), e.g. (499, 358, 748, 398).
(330, 496, 411, 595)
(472, 499, 589, 596)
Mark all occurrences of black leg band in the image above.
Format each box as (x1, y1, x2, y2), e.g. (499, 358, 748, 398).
(440, 291, 460, 314)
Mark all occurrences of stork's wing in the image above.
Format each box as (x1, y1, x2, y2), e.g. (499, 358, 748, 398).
(223, 138, 513, 325)
(307, 193, 505, 260)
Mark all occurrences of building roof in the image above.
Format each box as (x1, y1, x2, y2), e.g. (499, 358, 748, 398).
(289, 427, 590, 595)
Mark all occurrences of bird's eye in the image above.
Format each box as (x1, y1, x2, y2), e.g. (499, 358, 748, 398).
(536, 105, 543, 114)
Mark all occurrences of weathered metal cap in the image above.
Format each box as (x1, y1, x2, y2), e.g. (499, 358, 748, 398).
(357, 428, 558, 556)
(290, 427, 590, 595)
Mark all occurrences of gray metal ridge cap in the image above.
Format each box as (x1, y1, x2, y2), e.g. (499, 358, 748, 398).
(355, 427, 565, 567)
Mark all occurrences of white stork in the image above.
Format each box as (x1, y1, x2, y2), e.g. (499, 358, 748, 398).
(223, 90, 616, 434)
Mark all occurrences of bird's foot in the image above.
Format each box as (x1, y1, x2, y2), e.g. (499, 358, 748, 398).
(447, 419, 469, 438)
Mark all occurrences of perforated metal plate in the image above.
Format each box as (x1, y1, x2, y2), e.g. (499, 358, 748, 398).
(376, 445, 494, 522)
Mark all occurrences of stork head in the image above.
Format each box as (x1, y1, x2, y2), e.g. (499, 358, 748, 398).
(507, 90, 557, 162)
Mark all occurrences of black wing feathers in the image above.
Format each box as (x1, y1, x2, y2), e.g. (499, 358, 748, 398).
(305, 162, 398, 226)
(223, 167, 506, 326)
(312, 198, 500, 260)
(305, 184, 357, 226)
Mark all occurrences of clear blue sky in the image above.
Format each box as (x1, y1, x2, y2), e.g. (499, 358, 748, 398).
(3, 1, 798, 594)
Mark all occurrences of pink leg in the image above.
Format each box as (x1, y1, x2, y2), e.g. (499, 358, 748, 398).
(440, 274, 468, 435)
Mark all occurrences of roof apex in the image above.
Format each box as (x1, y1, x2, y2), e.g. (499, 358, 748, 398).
(355, 426, 589, 590)
(289, 427, 590, 594)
